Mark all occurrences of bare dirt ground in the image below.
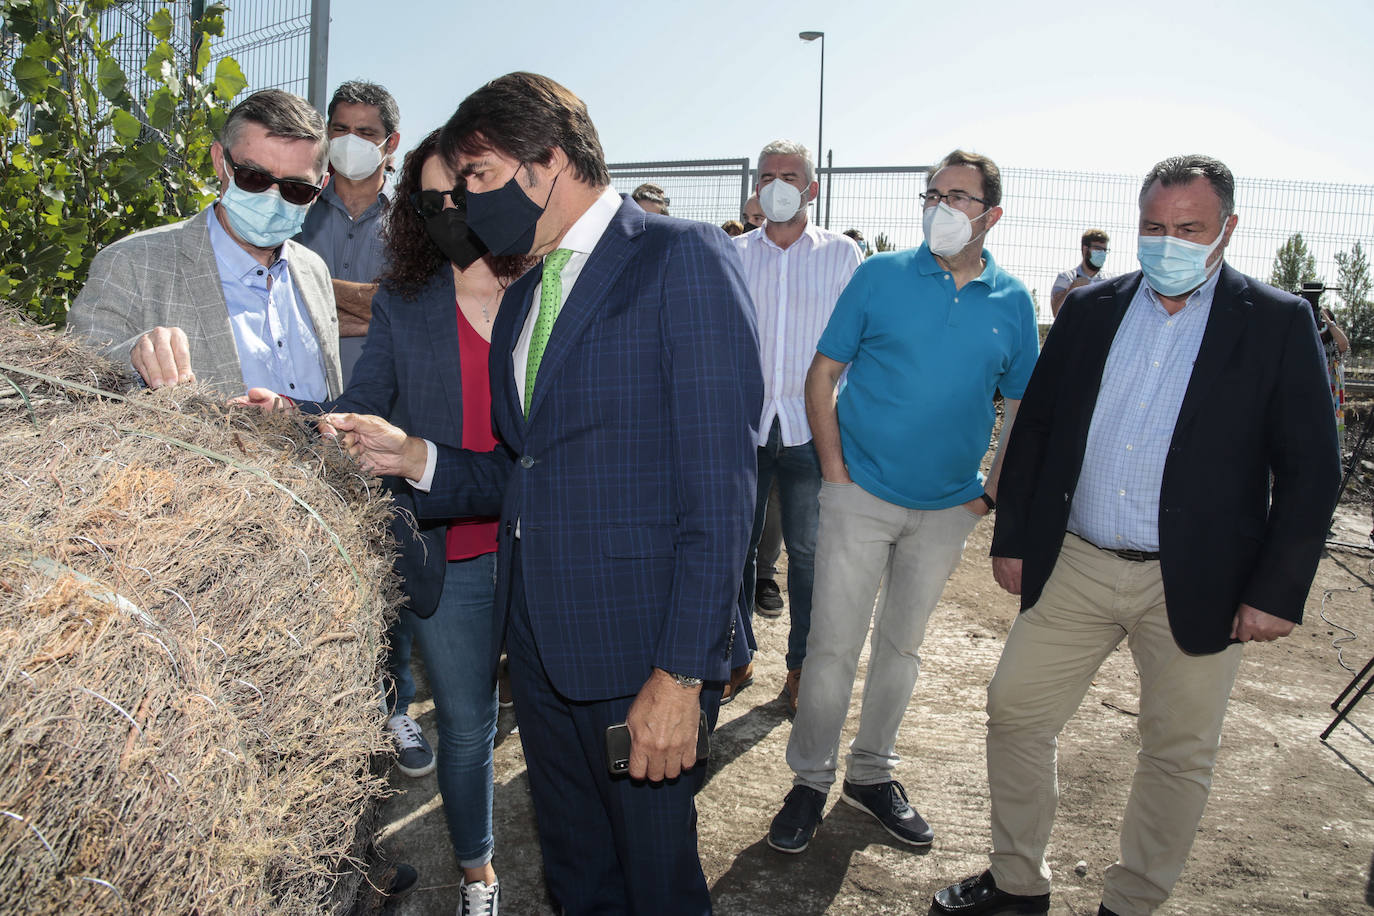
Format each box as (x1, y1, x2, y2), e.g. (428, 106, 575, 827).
(377, 496, 1374, 915)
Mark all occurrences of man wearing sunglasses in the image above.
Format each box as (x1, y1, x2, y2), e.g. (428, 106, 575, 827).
(70, 89, 343, 401)
(296, 80, 401, 387)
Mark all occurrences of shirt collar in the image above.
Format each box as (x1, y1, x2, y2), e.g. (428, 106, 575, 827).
(319, 179, 390, 218)
(558, 185, 622, 256)
(915, 242, 1000, 288)
(1142, 262, 1224, 313)
(755, 220, 819, 253)
(207, 202, 290, 281)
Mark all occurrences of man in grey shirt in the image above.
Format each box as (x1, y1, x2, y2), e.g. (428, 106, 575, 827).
(296, 80, 400, 385)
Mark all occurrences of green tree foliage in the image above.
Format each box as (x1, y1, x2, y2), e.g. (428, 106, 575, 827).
(0, 0, 245, 323)
(1335, 241, 1374, 354)
(872, 232, 895, 254)
(1269, 231, 1319, 294)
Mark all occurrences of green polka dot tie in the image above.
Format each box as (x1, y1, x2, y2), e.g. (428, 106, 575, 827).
(525, 248, 573, 415)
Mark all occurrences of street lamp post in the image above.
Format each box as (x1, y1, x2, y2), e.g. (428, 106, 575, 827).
(799, 30, 824, 224)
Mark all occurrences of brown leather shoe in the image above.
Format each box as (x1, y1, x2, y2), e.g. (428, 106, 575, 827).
(784, 668, 801, 715)
(721, 661, 754, 705)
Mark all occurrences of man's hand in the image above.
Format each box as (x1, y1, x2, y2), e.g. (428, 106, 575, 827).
(130, 326, 194, 389)
(228, 387, 294, 411)
(1069, 276, 1092, 291)
(1230, 603, 1295, 642)
(625, 668, 702, 782)
(320, 412, 427, 478)
(992, 556, 1022, 595)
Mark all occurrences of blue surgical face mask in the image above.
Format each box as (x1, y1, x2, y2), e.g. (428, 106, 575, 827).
(1087, 248, 1107, 269)
(1136, 226, 1229, 297)
(465, 165, 560, 256)
(219, 181, 311, 249)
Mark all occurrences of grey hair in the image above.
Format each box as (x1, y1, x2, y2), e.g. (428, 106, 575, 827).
(327, 80, 400, 137)
(758, 140, 815, 185)
(220, 89, 329, 177)
(1140, 154, 1235, 219)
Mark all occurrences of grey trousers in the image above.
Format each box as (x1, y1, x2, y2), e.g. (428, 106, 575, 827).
(787, 481, 979, 792)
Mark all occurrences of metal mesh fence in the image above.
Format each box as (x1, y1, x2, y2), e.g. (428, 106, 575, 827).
(92, 1, 312, 108)
(621, 159, 1374, 324)
(210, 0, 313, 101)
(609, 160, 752, 227)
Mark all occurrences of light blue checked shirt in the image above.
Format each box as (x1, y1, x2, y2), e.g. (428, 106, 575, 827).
(207, 205, 329, 400)
(1067, 268, 1222, 551)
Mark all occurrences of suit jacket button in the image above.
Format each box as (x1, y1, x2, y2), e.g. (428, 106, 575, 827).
(519, 455, 535, 468)
(504, 522, 512, 535)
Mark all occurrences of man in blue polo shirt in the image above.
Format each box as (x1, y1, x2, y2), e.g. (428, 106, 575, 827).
(768, 149, 1040, 855)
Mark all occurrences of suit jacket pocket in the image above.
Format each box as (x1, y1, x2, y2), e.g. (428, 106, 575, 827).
(601, 525, 677, 558)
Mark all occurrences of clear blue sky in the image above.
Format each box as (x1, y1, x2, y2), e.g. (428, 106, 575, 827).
(322, 0, 1374, 185)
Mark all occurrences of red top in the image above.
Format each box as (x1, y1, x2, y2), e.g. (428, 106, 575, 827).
(445, 299, 500, 560)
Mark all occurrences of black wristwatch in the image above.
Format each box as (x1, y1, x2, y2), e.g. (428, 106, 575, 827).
(979, 492, 997, 512)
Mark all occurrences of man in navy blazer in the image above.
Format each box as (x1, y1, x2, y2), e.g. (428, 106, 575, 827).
(933, 155, 1340, 916)
(330, 73, 761, 914)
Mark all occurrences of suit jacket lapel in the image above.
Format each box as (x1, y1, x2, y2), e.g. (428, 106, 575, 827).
(424, 270, 465, 434)
(525, 199, 642, 422)
(1174, 264, 1249, 432)
(491, 267, 540, 443)
(181, 208, 242, 389)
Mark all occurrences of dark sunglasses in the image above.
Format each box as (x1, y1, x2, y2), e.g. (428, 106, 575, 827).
(409, 185, 465, 219)
(223, 151, 324, 206)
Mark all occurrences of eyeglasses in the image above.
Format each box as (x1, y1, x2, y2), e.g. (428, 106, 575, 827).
(919, 190, 987, 209)
(409, 185, 464, 219)
(223, 151, 323, 206)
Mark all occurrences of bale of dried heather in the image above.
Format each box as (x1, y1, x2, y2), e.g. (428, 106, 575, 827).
(0, 314, 402, 914)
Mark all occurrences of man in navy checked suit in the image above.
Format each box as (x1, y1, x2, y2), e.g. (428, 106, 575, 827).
(329, 73, 761, 914)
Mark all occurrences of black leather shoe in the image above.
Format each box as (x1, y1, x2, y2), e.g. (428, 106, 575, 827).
(841, 779, 934, 845)
(932, 871, 1049, 914)
(767, 786, 825, 854)
(756, 579, 784, 616)
(1097, 907, 1121, 916)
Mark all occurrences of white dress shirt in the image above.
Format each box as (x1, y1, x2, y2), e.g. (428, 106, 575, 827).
(733, 222, 862, 446)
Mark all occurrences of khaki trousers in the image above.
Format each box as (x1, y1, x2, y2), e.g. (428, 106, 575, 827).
(986, 534, 1242, 916)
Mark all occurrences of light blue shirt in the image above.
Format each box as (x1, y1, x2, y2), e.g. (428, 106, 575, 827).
(1067, 268, 1221, 551)
(817, 243, 1039, 509)
(207, 205, 329, 400)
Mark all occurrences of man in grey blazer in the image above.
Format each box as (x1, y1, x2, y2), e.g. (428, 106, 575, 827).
(69, 89, 343, 400)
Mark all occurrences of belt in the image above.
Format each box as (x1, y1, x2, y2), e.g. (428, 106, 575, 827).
(1071, 532, 1159, 562)
(1105, 546, 1160, 562)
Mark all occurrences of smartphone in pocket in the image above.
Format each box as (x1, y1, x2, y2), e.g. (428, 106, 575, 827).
(605, 710, 709, 776)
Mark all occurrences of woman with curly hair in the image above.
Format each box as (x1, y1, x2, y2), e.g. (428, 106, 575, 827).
(242, 127, 532, 914)
(359, 127, 532, 914)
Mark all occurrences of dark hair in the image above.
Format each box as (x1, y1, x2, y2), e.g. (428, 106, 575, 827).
(327, 80, 400, 136)
(721, 219, 744, 236)
(438, 72, 610, 186)
(1139, 154, 1235, 219)
(379, 129, 534, 301)
(933, 149, 1002, 209)
(220, 89, 328, 175)
(1082, 228, 1109, 245)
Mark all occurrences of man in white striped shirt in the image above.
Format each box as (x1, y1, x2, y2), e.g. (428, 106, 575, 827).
(730, 140, 863, 712)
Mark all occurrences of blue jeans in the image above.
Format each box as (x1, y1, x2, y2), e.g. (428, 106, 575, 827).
(407, 551, 500, 868)
(387, 614, 417, 716)
(744, 418, 821, 670)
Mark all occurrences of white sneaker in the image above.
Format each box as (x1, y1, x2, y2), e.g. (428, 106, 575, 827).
(387, 714, 436, 777)
(458, 878, 499, 916)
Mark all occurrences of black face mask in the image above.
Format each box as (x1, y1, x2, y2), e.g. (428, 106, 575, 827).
(464, 165, 560, 256)
(423, 209, 488, 270)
